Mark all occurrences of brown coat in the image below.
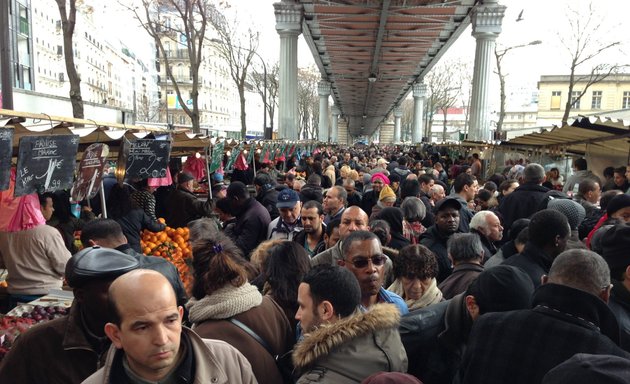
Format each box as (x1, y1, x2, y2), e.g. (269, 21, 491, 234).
(193, 296, 294, 384)
(0, 302, 107, 384)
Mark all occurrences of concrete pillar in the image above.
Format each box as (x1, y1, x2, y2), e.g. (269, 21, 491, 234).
(468, 0, 505, 142)
(331, 106, 340, 143)
(393, 107, 402, 143)
(318, 80, 331, 142)
(274, 2, 302, 140)
(412, 83, 427, 143)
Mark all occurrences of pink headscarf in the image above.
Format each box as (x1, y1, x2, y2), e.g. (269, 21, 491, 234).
(371, 172, 390, 185)
(0, 168, 46, 232)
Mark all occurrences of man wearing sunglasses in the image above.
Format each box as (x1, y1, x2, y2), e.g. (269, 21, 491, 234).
(338, 230, 408, 315)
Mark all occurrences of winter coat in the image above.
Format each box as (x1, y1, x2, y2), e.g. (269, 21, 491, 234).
(420, 225, 460, 283)
(498, 183, 549, 230)
(563, 170, 601, 194)
(293, 227, 326, 257)
(455, 283, 630, 384)
(452, 195, 474, 233)
(483, 239, 519, 268)
(193, 296, 294, 384)
(230, 198, 272, 259)
(0, 302, 108, 384)
(438, 263, 484, 300)
(82, 327, 257, 384)
(502, 242, 553, 289)
(361, 190, 379, 217)
(399, 294, 471, 384)
(165, 187, 212, 228)
(293, 304, 408, 384)
(608, 279, 630, 352)
(374, 207, 411, 251)
(115, 208, 165, 253)
(256, 186, 280, 221)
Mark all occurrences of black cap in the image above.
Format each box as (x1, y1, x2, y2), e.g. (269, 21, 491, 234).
(467, 265, 534, 313)
(65, 246, 139, 288)
(435, 196, 461, 212)
(606, 194, 630, 216)
(601, 225, 630, 270)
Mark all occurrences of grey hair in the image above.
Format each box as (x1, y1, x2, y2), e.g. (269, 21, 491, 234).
(329, 185, 348, 205)
(470, 211, 497, 232)
(428, 184, 444, 198)
(524, 163, 545, 183)
(401, 197, 426, 222)
(188, 218, 222, 243)
(447, 233, 484, 263)
(548, 249, 610, 297)
(342, 178, 355, 188)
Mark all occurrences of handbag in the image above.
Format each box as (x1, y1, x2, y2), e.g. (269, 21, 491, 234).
(229, 318, 296, 384)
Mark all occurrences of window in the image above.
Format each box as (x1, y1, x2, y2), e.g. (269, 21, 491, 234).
(571, 91, 581, 110)
(591, 91, 602, 109)
(623, 91, 630, 109)
(551, 91, 561, 110)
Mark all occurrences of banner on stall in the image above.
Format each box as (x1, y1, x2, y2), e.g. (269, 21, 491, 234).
(225, 143, 242, 171)
(0, 128, 14, 191)
(209, 141, 224, 173)
(15, 135, 80, 197)
(71, 143, 110, 201)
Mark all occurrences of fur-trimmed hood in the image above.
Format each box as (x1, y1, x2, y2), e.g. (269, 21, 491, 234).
(293, 303, 401, 369)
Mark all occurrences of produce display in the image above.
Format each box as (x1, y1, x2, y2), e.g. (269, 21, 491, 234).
(141, 219, 193, 291)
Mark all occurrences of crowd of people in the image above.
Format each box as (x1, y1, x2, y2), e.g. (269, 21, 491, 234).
(1, 145, 630, 383)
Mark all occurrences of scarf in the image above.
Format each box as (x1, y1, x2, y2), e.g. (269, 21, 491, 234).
(388, 277, 443, 311)
(186, 283, 262, 324)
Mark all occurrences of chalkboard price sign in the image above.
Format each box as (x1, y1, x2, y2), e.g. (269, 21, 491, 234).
(0, 128, 14, 191)
(125, 139, 171, 179)
(71, 143, 109, 201)
(14, 135, 80, 197)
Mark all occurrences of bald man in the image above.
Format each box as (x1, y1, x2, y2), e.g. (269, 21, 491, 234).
(82, 270, 256, 384)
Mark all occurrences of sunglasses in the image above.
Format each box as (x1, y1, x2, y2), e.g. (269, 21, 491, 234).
(349, 256, 386, 268)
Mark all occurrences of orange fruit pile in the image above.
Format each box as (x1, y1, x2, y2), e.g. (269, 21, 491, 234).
(141, 218, 193, 291)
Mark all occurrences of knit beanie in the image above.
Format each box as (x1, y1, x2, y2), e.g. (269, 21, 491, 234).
(379, 185, 397, 202)
(542, 353, 630, 384)
(601, 224, 630, 270)
(466, 265, 534, 314)
(548, 199, 586, 230)
(606, 194, 630, 216)
(371, 172, 390, 185)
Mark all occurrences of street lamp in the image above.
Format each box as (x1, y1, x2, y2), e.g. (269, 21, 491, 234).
(494, 40, 541, 138)
(208, 38, 268, 140)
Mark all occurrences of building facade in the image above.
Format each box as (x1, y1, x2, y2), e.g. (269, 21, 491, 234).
(538, 74, 630, 126)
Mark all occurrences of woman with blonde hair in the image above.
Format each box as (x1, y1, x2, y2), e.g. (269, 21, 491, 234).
(186, 228, 293, 383)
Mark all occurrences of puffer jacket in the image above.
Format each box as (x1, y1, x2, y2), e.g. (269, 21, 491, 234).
(293, 304, 407, 383)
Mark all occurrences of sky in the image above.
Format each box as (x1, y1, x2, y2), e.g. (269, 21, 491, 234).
(108, 0, 630, 107)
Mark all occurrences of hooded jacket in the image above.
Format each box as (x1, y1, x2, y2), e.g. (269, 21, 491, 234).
(293, 304, 408, 383)
(375, 207, 411, 250)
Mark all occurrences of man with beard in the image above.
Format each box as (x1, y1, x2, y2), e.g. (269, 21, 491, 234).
(469, 211, 503, 260)
(293, 265, 407, 382)
(338, 231, 408, 314)
(420, 197, 462, 283)
(293, 200, 327, 257)
(226, 181, 271, 259)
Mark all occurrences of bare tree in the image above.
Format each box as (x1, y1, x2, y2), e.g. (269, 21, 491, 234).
(126, 0, 212, 133)
(400, 98, 414, 142)
(136, 93, 161, 122)
(250, 62, 279, 131)
(424, 59, 464, 141)
(208, 8, 259, 139)
(297, 67, 319, 140)
(55, 0, 83, 120)
(559, 2, 623, 125)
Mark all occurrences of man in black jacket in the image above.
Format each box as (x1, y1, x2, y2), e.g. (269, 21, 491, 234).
(503, 209, 570, 288)
(601, 224, 630, 352)
(80, 219, 188, 309)
(420, 197, 462, 282)
(227, 181, 272, 258)
(400, 265, 534, 384)
(165, 172, 212, 228)
(498, 163, 549, 230)
(456, 249, 629, 384)
(254, 173, 280, 221)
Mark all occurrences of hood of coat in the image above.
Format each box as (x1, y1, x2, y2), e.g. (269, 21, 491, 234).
(292, 303, 401, 369)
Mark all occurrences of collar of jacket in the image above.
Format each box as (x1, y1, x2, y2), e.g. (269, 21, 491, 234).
(427, 224, 459, 243)
(275, 216, 302, 233)
(471, 228, 498, 254)
(514, 183, 550, 193)
(62, 301, 102, 354)
(438, 293, 473, 351)
(533, 283, 621, 344)
(176, 186, 197, 197)
(520, 242, 554, 270)
(499, 240, 519, 260)
(292, 303, 401, 370)
(108, 328, 196, 383)
(611, 279, 630, 311)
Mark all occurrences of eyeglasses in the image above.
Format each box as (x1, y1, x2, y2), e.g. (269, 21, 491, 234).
(349, 256, 386, 268)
